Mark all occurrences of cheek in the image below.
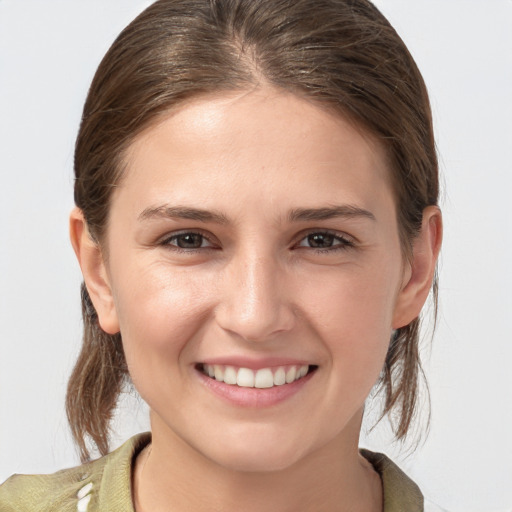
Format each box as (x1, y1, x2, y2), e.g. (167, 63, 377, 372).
(302, 258, 399, 329)
(110, 261, 218, 379)
(299, 261, 399, 375)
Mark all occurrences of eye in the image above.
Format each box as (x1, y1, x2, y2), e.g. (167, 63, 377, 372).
(296, 231, 354, 251)
(161, 232, 214, 250)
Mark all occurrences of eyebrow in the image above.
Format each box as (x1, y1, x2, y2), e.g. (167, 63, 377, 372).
(138, 204, 376, 224)
(288, 205, 376, 223)
(138, 205, 229, 224)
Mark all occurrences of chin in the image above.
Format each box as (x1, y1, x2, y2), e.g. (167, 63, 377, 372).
(198, 427, 314, 474)
(209, 446, 304, 474)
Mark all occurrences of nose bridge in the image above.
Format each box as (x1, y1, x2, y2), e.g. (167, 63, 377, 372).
(217, 246, 294, 341)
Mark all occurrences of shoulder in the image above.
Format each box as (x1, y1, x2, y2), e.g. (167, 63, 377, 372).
(0, 462, 98, 512)
(360, 449, 451, 512)
(0, 433, 150, 512)
(360, 449, 423, 512)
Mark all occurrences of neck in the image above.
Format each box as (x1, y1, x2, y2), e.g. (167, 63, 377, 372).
(134, 412, 382, 512)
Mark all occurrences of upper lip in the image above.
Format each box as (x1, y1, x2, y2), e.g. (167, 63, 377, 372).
(197, 357, 314, 370)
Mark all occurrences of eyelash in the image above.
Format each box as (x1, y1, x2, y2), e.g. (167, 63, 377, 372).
(295, 231, 355, 253)
(159, 231, 217, 253)
(159, 230, 355, 254)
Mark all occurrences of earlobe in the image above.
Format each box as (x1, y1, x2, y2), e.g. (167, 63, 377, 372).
(392, 206, 443, 329)
(69, 207, 120, 334)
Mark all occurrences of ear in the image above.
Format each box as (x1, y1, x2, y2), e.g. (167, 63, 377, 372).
(392, 206, 443, 329)
(69, 207, 120, 334)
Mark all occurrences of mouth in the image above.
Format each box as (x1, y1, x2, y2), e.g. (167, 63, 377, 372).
(196, 363, 318, 389)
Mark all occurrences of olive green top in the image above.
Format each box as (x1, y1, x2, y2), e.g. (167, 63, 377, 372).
(0, 433, 423, 511)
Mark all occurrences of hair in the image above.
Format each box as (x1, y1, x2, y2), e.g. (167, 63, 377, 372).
(67, 0, 439, 462)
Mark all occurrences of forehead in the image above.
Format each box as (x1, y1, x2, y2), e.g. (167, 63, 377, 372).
(131, 88, 386, 157)
(118, 87, 394, 218)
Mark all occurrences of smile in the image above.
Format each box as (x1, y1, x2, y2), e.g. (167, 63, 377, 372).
(199, 364, 314, 389)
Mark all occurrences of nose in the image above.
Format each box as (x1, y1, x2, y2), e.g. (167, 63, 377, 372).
(215, 251, 296, 342)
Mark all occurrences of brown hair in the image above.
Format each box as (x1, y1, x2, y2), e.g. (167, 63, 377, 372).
(68, 0, 439, 462)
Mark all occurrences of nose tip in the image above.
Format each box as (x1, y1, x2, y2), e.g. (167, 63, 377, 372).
(215, 256, 295, 342)
(221, 298, 294, 343)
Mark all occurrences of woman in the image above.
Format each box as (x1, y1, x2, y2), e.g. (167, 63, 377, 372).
(0, 0, 443, 510)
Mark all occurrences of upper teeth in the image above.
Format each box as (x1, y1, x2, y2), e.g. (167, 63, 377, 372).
(203, 364, 309, 388)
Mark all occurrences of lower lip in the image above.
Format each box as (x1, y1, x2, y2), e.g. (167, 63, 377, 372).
(196, 368, 315, 408)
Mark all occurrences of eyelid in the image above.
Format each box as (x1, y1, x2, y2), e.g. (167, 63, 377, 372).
(156, 228, 356, 252)
(293, 229, 356, 250)
(296, 227, 356, 242)
(159, 229, 219, 249)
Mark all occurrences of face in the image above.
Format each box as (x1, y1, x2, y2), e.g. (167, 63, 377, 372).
(95, 87, 412, 472)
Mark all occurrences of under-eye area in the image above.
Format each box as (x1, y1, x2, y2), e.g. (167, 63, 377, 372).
(196, 363, 318, 389)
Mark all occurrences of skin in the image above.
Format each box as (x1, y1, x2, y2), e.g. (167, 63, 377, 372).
(71, 86, 442, 512)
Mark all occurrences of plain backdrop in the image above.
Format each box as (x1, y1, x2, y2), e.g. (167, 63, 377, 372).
(0, 1, 511, 511)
